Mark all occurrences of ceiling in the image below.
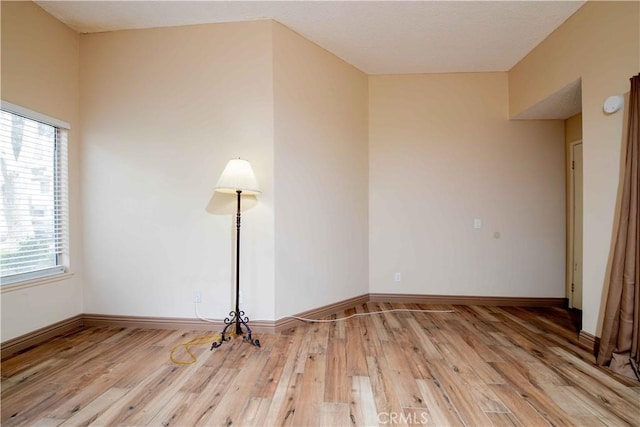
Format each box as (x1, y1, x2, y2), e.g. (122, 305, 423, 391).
(36, 0, 585, 75)
(513, 78, 582, 120)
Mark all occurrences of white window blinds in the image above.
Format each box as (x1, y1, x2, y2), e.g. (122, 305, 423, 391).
(0, 102, 69, 285)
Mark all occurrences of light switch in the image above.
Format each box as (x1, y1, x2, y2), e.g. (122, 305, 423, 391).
(474, 219, 482, 229)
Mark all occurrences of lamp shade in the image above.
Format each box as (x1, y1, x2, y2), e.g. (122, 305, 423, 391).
(215, 158, 261, 195)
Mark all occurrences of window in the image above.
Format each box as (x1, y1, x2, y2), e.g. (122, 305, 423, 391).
(0, 102, 69, 285)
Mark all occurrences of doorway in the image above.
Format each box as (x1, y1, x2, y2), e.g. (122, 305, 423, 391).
(569, 141, 583, 313)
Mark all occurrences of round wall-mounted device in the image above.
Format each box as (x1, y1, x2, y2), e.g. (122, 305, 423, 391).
(603, 95, 624, 114)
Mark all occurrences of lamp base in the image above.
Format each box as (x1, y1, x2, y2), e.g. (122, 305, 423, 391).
(210, 310, 260, 349)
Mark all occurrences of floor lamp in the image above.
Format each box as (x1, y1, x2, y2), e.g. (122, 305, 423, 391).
(210, 158, 261, 349)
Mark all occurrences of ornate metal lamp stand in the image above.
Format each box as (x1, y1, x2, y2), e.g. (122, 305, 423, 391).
(211, 159, 260, 350)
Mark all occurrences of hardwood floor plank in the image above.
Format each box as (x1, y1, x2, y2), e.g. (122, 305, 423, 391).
(489, 331, 516, 348)
(379, 302, 404, 331)
(169, 367, 239, 426)
(319, 402, 350, 427)
(486, 411, 521, 426)
(92, 365, 184, 425)
(404, 317, 442, 363)
(522, 361, 569, 387)
(488, 383, 551, 427)
(262, 372, 303, 426)
(350, 375, 379, 427)
(468, 304, 502, 323)
(489, 314, 566, 366)
(238, 397, 272, 426)
(428, 359, 493, 426)
(1, 357, 63, 393)
(253, 334, 294, 399)
(365, 302, 391, 344)
(489, 360, 578, 426)
(293, 326, 313, 375)
(291, 353, 327, 426)
(30, 417, 64, 426)
(381, 332, 427, 409)
(57, 387, 130, 426)
(541, 384, 600, 417)
(416, 378, 464, 426)
(573, 415, 617, 426)
(144, 391, 195, 426)
(202, 344, 269, 426)
(345, 320, 368, 376)
(2, 331, 96, 377)
(332, 312, 347, 340)
(1, 341, 112, 404)
(1, 381, 61, 426)
(99, 327, 136, 345)
(448, 307, 506, 361)
(324, 337, 349, 403)
(563, 385, 633, 425)
(307, 323, 330, 355)
(489, 335, 542, 364)
(261, 328, 305, 426)
(359, 309, 387, 358)
(366, 355, 406, 424)
(432, 341, 507, 413)
(432, 325, 505, 385)
(395, 326, 433, 380)
(122, 354, 211, 424)
(450, 307, 501, 346)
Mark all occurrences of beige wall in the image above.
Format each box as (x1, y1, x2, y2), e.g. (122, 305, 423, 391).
(369, 73, 565, 297)
(272, 23, 369, 317)
(80, 21, 276, 320)
(80, 20, 369, 322)
(509, 1, 640, 335)
(1, 1, 83, 341)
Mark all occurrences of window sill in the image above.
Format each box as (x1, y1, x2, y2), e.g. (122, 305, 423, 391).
(1, 272, 75, 294)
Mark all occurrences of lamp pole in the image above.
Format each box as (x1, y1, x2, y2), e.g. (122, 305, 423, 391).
(234, 190, 242, 336)
(211, 190, 260, 349)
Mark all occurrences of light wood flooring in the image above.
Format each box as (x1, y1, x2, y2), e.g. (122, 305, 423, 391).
(2, 303, 640, 426)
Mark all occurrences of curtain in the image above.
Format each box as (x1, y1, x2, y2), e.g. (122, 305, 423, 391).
(597, 73, 640, 380)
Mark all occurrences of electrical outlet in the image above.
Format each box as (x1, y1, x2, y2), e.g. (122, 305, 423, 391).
(193, 290, 202, 303)
(394, 272, 401, 282)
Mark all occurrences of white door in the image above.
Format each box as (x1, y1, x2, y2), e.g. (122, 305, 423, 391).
(571, 142, 583, 309)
